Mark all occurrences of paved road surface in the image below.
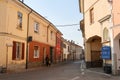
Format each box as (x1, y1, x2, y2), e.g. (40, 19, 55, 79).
(0, 61, 119, 80)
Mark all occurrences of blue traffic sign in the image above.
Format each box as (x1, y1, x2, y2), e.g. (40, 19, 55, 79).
(101, 46, 111, 59)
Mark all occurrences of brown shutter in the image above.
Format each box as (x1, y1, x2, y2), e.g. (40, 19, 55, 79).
(12, 41, 16, 60)
(22, 43, 25, 59)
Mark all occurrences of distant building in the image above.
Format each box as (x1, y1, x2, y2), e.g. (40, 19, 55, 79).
(62, 38, 70, 61)
(67, 40, 83, 61)
(75, 44, 82, 60)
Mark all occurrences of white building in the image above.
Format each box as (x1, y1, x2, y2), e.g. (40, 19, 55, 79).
(62, 38, 70, 61)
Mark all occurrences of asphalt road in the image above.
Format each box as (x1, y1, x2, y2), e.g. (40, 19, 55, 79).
(0, 61, 119, 80)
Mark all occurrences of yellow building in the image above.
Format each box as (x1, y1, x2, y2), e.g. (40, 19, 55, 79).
(28, 11, 58, 67)
(0, 0, 60, 71)
(0, 0, 30, 71)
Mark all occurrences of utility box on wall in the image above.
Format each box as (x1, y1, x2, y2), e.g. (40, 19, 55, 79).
(28, 36, 32, 42)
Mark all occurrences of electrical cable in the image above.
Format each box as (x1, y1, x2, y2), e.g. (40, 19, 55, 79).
(56, 24, 79, 27)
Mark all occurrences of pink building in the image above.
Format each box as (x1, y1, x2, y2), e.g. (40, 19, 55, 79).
(79, 0, 120, 75)
(111, 0, 120, 75)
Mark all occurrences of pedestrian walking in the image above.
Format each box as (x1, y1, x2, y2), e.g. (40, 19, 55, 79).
(45, 55, 51, 66)
(80, 52, 86, 75)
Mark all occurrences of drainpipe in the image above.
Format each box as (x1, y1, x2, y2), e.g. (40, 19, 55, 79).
(26, 10, 32, 69)
(109, 1, 116, 75)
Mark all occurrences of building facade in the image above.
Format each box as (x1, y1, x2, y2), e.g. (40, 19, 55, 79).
(79, 0, 120, 75)
(75, 44, 83, 60)
(0, 0, 62, 71)
(55, 31, 63, 63)
(0, 0, 30, 70)
(28, 11, 58, 67)
(62, 38, 70, 61)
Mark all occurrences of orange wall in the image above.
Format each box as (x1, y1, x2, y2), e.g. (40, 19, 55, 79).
(29, 41, 50, 62)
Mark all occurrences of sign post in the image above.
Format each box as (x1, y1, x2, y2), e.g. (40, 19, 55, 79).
(101, 46, 112, 74)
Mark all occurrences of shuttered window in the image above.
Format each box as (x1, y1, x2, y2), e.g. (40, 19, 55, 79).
(12, 41, 24, 60)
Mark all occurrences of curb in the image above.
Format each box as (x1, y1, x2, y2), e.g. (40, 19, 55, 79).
(86, 69, 111, 77)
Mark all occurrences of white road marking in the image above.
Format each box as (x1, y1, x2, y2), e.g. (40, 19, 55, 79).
(87, 69, 111, 77)
(71, 76, 80, 80)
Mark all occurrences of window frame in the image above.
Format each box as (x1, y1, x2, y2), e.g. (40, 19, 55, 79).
(17, 11, 23, 29)
(33, 46, 40, 58)
(34, 21, 39, 33)
(51, 31, 53, 40)
(12, 41, 24, 60)
(90, 8, 94, 24)
(103, 28, 109, 41)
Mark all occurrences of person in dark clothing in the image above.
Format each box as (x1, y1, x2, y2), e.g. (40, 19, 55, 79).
(45, 55, 50, 66)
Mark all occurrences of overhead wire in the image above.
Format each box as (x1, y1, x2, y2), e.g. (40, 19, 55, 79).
(56, 24, 79, 27)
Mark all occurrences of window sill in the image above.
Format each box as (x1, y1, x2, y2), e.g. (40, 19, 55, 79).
(13, 59, 23, 61)
(34, 57, 39, 59)
(16, 26, 23, 31)
(34, 31, 39, 34)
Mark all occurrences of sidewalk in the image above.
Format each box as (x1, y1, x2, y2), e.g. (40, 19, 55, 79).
(0, 61, 69, 74)
(86, 68, 111, 77)
(79, 60, 120, 78)
(78, 67, 120, 80)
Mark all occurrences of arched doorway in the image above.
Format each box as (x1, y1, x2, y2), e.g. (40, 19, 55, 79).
(86, 35, 103, 67)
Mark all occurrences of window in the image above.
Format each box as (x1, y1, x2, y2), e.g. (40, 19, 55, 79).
(103, 28, 109, 41)
(34, 22, 39, 33)
(90, 8, 94, 24)
(17, 11, 23, 28)
(34, 46, 39, 58)
(68, 46, 70, 51)
(51, 31, 53, 40)
(12, 41, 24, 60)
(63, 43, 66, 48)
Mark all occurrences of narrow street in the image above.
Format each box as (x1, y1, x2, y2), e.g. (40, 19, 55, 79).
(0, 61, 119, 80)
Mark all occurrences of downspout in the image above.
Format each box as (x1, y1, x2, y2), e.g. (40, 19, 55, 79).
(109, 1, 116, 75)
(26, 10, 32, 69)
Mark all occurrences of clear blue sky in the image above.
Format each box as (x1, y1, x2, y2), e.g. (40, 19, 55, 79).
(24, 0, 83, 47)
